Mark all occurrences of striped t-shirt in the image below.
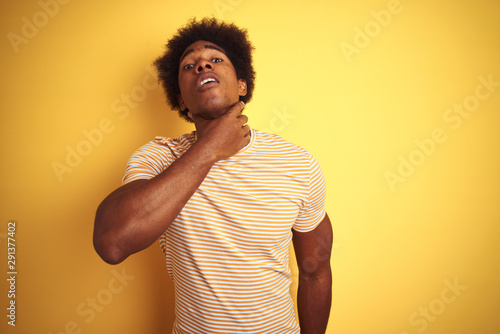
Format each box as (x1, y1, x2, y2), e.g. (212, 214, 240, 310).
(123, 128, 326, 334)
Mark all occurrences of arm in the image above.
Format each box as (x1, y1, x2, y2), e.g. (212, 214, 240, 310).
(292, 213, 333, 334)
(93, 102, 249, 264)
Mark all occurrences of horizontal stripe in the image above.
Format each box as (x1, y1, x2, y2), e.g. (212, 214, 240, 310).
(124, 129, 326, 333)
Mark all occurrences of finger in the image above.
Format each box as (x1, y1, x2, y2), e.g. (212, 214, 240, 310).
(242, 124, 251, 137)
(238, 114, 248, 126)
(226, 101, 246, 117)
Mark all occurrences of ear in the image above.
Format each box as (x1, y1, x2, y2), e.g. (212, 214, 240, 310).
(176, 94, 186, 111)
(238, 79, 247, 97)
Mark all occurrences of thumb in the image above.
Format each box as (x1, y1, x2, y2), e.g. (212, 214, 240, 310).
(226, 101, 246, 117)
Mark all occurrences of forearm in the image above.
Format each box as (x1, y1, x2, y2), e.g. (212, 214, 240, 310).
(93, 141, 216, 264)
(297, 272, 332, 334)
(94, 102, 249, 264)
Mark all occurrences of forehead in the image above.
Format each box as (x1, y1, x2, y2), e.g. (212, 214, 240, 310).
(179, 40, 227, 62)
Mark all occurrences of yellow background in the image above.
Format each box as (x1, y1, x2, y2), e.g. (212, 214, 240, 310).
(1, 0, 499, 333)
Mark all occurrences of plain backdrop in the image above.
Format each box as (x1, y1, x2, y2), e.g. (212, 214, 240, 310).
(1, 0, 499, 333)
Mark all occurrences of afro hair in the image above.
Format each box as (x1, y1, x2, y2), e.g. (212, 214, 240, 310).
(154, 17, 256, 122)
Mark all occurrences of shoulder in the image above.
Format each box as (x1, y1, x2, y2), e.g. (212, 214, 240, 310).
(153, 131, 196, 150)
(252, 129, 313, 159)
(133, 131, 196, 159)
(251, 130, 325, 181)
(122, 132, 196, 184)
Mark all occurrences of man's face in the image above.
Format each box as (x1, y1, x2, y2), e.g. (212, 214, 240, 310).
(177, 40, 247, 120)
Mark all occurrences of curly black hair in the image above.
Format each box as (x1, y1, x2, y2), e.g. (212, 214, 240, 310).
(154, 17, 256, 122)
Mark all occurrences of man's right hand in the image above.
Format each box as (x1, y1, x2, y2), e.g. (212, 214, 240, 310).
(94, 100, 250, 264)
(188, 101, 251, 162)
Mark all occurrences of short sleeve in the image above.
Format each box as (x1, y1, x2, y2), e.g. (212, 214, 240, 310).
(122, 141, 175, 185)
(292, 154, 327, 232)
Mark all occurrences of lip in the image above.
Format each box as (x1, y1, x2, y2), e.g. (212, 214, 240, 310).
(197, 73, 220, 91)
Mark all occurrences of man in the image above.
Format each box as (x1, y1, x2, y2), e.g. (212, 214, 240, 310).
(93, 18, 332, 334)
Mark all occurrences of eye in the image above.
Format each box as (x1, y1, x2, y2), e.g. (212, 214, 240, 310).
(183, 64, 194, 70)
(212, 58, 223, 63)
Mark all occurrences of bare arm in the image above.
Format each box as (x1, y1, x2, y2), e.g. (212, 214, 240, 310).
(93, 102, 249, 264)
(292, 213, 333, 334)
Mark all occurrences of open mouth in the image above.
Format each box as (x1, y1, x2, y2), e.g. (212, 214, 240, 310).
(197, 74, 220, 90)
(200, 78, 217, 86)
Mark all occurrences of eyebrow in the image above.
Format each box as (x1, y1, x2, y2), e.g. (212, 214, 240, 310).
(179, 45, 226, 63)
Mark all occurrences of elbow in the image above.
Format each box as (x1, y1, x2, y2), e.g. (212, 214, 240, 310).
(93, 215, 128, 265)
(299, 265, 332, 282)
(93, 202, 130, 265)
(101, 254, 126, 265)
(93, 234, 127, 265)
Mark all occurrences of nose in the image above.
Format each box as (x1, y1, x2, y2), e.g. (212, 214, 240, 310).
(195, 60, 213, 74)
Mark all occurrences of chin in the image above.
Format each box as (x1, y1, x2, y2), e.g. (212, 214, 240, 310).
(199, 99, 234, 118)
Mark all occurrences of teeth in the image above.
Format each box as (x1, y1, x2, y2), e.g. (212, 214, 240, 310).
(201, 78, 216, 86)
